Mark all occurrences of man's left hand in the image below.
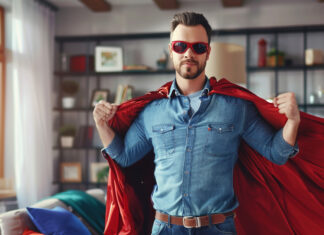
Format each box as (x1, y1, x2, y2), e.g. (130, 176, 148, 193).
(273, 92, 300, 123)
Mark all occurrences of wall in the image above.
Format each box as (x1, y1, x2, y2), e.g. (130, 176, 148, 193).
(55, 0, 324, 36)
(54, 0, 324, 112)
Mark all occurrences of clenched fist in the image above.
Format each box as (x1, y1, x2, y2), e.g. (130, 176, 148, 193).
(93, 100, 118, 128)
(273, 92, 300, 123)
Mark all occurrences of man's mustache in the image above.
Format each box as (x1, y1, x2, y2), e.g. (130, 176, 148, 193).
(180, 59, 198, 65)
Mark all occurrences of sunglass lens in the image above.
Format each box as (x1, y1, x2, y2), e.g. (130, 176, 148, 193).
(173, 42, 187, 53)
(193, 43, 207, 54)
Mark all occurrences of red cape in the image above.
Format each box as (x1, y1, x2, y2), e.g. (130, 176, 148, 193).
(102, 78, 324, 235)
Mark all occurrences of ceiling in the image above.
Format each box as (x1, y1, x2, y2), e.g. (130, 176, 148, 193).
(45, 0, 323, 12)
(46, 0, 217, 9)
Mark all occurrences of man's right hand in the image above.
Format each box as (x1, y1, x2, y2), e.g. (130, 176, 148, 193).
(93, 100, 118, 128)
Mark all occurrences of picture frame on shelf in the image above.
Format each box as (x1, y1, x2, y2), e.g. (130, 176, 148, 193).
(90, 162, 109, 183)
(95, 46, 123, 72)
(91, 89, 110, 107)
(60, 162, 82, 182)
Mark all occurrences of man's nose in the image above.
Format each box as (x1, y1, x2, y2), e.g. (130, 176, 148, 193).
(184, 47, 194, 58)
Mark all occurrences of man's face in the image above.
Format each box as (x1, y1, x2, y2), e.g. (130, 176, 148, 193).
(169, 24, 210, 80)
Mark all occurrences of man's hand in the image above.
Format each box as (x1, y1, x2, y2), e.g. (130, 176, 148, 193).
(93, 100, 118, 128)
(273, 92, 300, 146)
(273, 92, 300, 123)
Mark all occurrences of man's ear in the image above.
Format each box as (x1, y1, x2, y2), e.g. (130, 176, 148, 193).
(206, 45, 211, 61)
(168, 43, 173, 60)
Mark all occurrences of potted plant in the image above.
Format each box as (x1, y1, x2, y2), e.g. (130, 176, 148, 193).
(96, 166, 109, 183)
(59, 125, 76, 148)
(267, 48, 285, 67)
(156, 50, 168, 70)
(61, 80, 79, 108)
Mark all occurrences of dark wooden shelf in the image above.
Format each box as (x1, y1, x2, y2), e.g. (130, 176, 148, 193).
(53, 146, 102, 150)
(53, 181, 106, 186)
(54, 69, 175, 76)
(299, 104, 324, 108)
(55, 25, 324, 43)
(53, 107, 93, 112)
(247, 65, 324, 72)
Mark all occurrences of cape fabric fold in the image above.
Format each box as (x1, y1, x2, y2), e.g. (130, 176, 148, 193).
(103, 77, 324, 235)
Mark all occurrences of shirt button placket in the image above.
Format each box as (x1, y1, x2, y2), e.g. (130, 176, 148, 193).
(183, 124, 194, 215)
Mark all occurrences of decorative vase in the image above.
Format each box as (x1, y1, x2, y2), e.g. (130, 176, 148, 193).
(267, 55, 284, 67)
(258, 38, 267, 67)
(62, 97, 75, 108)
(60, 136, 74, 148)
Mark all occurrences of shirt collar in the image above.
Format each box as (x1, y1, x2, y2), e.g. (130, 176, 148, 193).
(168, 76, 210, 98)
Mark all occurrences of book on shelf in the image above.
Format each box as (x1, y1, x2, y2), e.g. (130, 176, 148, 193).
(114, 84, 134, 105)
(75, 125, 94, 148)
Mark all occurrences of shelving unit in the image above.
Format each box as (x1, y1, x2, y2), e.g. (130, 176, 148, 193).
(53, 24, 324, 191)
(54, 70, 175, 77)
(244, 25, 324, 113)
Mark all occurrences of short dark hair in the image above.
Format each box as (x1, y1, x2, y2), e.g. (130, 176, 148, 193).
(170, 12, 212, 44)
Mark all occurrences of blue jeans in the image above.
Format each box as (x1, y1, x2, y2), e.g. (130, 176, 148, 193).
(151, 215, 237, 235)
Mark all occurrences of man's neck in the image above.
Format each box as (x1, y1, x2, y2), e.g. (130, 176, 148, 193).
(175, 73, 206, 96)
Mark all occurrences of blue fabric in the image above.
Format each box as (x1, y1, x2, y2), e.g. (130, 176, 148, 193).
(104, 78, 299, 217)
(151, 215, 237, 235)
(187, 89, 203, 115)
(26, 206, 91, 235)
(50, 190, 105, 234)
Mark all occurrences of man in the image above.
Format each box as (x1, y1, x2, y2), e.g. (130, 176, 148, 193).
(93, 12, 300, 235)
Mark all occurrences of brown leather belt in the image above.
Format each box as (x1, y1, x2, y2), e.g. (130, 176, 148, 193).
(155, 211, 235, 228)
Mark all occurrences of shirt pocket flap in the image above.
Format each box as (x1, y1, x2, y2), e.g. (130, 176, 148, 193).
(152, 124, 175, 134)
(208, 123, 234, 133)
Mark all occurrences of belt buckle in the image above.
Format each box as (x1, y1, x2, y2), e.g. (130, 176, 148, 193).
(183, 216, 201, 228)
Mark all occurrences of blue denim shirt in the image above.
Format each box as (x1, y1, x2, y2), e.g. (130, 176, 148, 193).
(104, 78, 298, 217)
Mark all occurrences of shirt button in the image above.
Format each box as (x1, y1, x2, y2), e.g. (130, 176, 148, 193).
(186, 147, 191, 152)
(183, 193, 188, 197)
(184, 171, 189, 175)
(188, 126, 193, 129)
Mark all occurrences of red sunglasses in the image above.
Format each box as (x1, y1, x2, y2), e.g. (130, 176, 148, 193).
(171, 41, 209, 54)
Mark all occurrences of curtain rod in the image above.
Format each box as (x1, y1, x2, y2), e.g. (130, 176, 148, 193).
(35, 0, 58, 12)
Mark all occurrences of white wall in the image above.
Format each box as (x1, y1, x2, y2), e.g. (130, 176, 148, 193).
(55, 0, 324, 36)
(54, 0, 324, 108)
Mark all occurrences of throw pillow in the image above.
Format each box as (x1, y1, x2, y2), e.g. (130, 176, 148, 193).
(26, 206, 91, 235)
(22, 228, 44, 235)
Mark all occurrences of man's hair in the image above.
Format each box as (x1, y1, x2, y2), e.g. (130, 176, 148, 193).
(170, 12, 212, 44)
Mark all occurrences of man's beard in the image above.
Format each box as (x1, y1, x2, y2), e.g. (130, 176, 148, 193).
(175, 59, 207, 80)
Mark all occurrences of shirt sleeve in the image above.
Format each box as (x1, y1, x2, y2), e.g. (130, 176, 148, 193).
(101, 111, 153, 167)
(241, 101, 299, 165)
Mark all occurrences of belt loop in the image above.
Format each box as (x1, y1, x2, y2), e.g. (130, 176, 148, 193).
(168, 214, 171, 228)
(208, 214, 213, 228)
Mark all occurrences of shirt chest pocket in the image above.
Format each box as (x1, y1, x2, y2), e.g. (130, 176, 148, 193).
(152, 124, 175, 158)
(205, 123, 235, 156)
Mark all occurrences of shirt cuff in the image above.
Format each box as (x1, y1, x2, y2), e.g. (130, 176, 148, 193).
(101, 134, 123, 160)
(275, 128, 299, 159)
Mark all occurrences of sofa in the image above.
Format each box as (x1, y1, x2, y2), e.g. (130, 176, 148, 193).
(0, 188, 106, 235)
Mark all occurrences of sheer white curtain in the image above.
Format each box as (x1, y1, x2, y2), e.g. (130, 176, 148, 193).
(11, 0, 55, 208)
